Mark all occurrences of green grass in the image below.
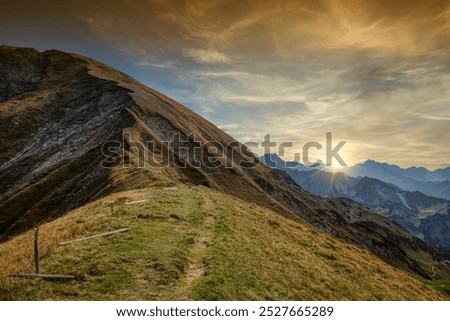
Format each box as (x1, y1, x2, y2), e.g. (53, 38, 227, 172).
(0, 186, 446, 300)
(423, 279, 450, 295)
(415, 259, 434, 274)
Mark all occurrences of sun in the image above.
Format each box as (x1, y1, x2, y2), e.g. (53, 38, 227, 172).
(326, 150, 354, 173)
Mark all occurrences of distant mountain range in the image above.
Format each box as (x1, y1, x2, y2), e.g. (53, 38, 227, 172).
(260, 154, 450, 200)
(343, 160, 450, 201)
(261, 154, 450, 248)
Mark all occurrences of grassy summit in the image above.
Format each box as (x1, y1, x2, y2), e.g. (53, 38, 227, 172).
(0, 185, 444, 300)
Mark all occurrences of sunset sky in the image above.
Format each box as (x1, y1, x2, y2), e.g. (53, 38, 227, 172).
(1, 0, 449, 169)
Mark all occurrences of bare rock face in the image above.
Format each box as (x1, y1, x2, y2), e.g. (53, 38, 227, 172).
(0, 46, 138, 238)
(0, 47, 45, 102)
(1, 45, 450, 279)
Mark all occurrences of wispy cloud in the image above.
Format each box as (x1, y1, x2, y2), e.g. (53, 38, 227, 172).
(183, 48, 230, 64)
(3, 0, 447, 168)
(137, 61, 181, 69)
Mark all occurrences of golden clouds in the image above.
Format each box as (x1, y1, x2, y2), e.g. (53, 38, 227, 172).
(76, 0, 450, 68)
(1, 0, 449, 168)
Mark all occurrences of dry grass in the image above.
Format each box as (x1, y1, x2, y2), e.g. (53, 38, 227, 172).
(0, 185, 446, 300)
(194, 190, 445, 300)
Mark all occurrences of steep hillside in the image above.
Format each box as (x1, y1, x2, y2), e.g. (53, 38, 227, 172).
(1, 46, 450, 283)
(0, 186, 446, 300)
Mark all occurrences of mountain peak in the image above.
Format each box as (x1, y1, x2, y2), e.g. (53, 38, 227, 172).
(361, 159, 400, 169)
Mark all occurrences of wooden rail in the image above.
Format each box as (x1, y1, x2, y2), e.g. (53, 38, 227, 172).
(10, 226, 131, 281)
(58, 228, 131, 246)
(9, 273, 76, 280)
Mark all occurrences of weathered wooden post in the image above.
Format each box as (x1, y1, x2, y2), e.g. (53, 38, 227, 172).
(8, 225, 129, 280)
(34, 227, 40, 274)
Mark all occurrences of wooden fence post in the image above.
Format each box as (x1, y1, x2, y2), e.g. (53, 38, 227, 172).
(34, 227, 40, 274)
(9, 226, 76, 281)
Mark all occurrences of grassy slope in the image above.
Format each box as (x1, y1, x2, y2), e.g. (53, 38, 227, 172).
(0, 185, 445, 300)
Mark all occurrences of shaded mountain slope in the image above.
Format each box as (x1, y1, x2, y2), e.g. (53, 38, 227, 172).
(1, 46, 450, 282)
(0, 186, 446, 300)
(417, 180, 450, 202)
(281, 168, 450, 249)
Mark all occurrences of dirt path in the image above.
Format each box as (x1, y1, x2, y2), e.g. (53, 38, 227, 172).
(431, 263, 437, 277)
(429, 260, 450, 278)
(182, 191, 217, 297)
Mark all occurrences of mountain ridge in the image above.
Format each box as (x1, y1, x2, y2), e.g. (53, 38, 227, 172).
(344, 159, 450, 200)
(262, 154, 450, 201)
(354, 159, 450, 180)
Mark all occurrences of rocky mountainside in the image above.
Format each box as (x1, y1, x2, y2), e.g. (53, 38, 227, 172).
(280, 167, 450, 249)
(1, 46, 450, 280)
